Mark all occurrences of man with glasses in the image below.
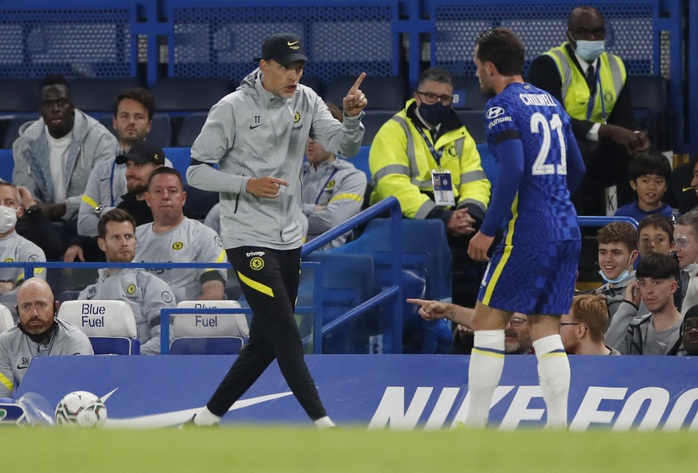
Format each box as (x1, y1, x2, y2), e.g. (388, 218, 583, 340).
(561, 294, 620, 355)
(370, 67, 491, 310)
(528, 6, 650, 216)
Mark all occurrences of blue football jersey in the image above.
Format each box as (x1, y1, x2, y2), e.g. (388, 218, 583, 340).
(485, 82, 580, 243)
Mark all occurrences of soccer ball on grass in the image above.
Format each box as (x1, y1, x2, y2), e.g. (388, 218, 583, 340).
(54, 391, 107, 428)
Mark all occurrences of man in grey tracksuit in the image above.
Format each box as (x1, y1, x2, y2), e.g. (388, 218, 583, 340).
(0, 278, 93, 397)
(12, 75, 118, 222)
(186, 33, 367, 428)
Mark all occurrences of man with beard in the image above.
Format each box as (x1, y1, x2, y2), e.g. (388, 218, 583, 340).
(0, 278, 92, 397)
(77, 88, 157, 237)
(64, 141, 166, 262)
(561, 294, 620, 355)
(77, 208, 175, 355)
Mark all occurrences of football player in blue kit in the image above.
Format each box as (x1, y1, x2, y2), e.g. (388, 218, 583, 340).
(465, 28, 586, 429)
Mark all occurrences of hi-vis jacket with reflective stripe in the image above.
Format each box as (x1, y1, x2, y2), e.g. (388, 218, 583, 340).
(369, 100, 490, 220)
(544, 42, 626, 123)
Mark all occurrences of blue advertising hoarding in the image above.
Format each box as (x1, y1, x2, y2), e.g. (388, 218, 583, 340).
(14, 355, 698, 430)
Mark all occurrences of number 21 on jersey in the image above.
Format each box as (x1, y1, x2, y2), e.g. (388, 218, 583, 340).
(530, 112, 567, 176)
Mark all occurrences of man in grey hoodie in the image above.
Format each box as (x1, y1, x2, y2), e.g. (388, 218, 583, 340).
(186, 32, 367, 429)
(12, 75, 118, 222)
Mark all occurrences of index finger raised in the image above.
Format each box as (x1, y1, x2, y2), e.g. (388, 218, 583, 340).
(348, 72, 367, 95)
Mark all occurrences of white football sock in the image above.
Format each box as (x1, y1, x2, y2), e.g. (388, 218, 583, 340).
(193, 407, 222, 426)
(314, 416, 336, 430)
(533, 334, 570, 429)
(465, 330, 505, 428)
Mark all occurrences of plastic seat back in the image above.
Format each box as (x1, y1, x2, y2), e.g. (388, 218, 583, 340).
(57, 300, 140, 355)
(170, 300, 248, 355)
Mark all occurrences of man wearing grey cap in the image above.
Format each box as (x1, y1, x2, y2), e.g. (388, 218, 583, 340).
(186, 32, 368, 429)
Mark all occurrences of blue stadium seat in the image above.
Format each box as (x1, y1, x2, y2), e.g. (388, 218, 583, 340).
(361, 111, 395, 147)
(328, 218, 452, 301)
(175, 112, 208, 147)
(0, 79, 42, 113)
(300, 252, 375, 353)
(183, 183, 219, 220)
(456, 110, 486, 144)
(451, 75, 488, 110)
(324, 75, 406, 111)
(2, 115, 38, 149)
(627, 75, 671, 150)
(300, 74, 324, 96)
(71, 77, 143, 113)
(151, 77, 231, 113)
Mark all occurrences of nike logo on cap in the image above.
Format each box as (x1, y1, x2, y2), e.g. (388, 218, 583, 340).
(287, 41, 299, 47)
(683, 187, 695, 192)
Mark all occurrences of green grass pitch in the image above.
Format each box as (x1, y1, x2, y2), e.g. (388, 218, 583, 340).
(4, 427, 698, 472)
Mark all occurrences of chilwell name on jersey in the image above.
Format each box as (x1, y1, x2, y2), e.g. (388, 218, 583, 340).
(518, 93, 557, 107)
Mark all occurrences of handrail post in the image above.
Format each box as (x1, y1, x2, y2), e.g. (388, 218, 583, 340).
(390, 202, 402, 354)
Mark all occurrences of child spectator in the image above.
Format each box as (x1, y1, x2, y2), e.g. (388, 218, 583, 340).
(615, 152, 673, 222)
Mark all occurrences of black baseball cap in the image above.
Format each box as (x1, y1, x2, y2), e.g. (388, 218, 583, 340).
(115, 141, 166, 166)
(256, 33, 308, 66)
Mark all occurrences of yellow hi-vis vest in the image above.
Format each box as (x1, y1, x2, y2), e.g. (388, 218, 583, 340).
(545, 43, 626, 123)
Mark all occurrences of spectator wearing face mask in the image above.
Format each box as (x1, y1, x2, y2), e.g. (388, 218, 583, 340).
(369, 67, 491, 310)
(0, 182, 47, 320)
(527, 6, 650, 216)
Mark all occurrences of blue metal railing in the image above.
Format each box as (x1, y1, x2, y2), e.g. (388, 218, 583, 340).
(578, 215, 639, 229)
(301, 196, 403, 354)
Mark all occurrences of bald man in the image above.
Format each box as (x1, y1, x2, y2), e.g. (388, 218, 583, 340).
(0, 278, 92, 397)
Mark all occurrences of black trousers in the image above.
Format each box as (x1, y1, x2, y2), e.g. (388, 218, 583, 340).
(206, 246, 327, 421)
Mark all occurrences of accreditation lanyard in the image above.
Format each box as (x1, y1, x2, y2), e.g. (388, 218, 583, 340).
(585, 62, 607, 123)
(315, 168, 339, 205)
(416, 126, 445, 168)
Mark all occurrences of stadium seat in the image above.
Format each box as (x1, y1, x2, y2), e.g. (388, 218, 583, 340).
(627, 75, 671, 150)
(360, 111, 395, 147)
(57, 300, 141, 355)
(299, 252, 376, 353)
(0, 78, 42, 113)
(98, 112, 173, 149)
(2, 115, 38, 149)
(183, 183, 219, 220)
(71, 77, 143, 113)
(456, 110, 486, 144)
(324, 75, 406, 111)
(176, 112, 208, 147)
(151, 77, 231, 113)
(0, 305, 15, 333)
(169, 300, 248, 355)
(300, 74, 324, 96)
(451, 75, 489, 110)
(328, 218, 452, 301)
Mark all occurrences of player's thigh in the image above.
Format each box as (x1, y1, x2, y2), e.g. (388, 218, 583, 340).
(227, 247, 291, 309)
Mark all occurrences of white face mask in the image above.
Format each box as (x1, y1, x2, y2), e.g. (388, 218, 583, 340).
(0, 205, 18, 234)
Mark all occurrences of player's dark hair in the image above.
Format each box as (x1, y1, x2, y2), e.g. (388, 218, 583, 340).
(627, 152, 672, 182)
(475, 27, 524, 77)
(114, 88, 156, 120)
(636, 252, 680, 281)
(417, 68, 452, 89)
(98, 208, 136, 240)
(597, 221, 637, 252)
(638, 215, 674, 244)
(147, 166, 183, 191)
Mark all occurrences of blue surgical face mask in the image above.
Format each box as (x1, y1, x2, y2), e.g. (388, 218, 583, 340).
(574, 40, 605, 63)
(418, 101, 451, 127)
(599, 268, 630, 285)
